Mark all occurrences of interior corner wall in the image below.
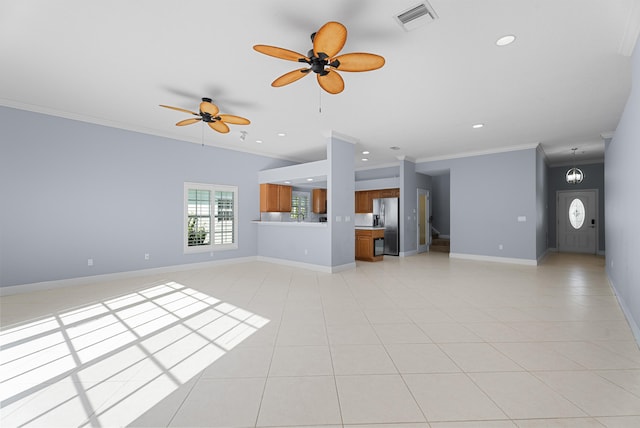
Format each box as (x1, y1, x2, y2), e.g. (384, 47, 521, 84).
(416, 148, 538, 261)
(328, 135, 355, 267)
(547, 162, 605, 252)
(536, 146, 549, 259)
(431, 173, 451, 236)
(0, 107, 292, 288)
(400, 160, 417, 255)
(605, 38, 640, 342)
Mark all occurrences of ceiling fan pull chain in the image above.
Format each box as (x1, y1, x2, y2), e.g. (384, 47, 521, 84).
(319, 87, 322, 113)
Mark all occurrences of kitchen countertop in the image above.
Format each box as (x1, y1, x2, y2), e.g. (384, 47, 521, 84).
(355, 226, 386, 230)
(252, 221, 327, 227)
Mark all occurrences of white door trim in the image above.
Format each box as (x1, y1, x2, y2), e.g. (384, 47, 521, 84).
(417, 188, 429, 253)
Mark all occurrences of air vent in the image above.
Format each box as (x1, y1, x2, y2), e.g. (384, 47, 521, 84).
(394, 1, 438, 31)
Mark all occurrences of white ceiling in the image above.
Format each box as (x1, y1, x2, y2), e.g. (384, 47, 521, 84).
(2, 0, 639, 168)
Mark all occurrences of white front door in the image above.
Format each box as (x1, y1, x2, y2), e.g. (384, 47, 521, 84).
(417, 189, 429, 253)
(557, 190, 597, 254)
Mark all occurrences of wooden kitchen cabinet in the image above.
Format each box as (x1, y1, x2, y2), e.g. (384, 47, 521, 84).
(355, 190, 387, 213)
(379, 188, 400, 198)
(355, 191, 372, 213)
(355, 228, 384, 261)
(312, 188, 327, 213)
(260, 183, 292, 212)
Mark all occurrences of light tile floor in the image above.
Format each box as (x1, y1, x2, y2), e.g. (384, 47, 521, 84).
(1, 252, 640, 427)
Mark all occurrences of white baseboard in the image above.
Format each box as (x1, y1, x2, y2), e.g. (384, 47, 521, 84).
(330, 262, 357, 273)
(546, 247, 606, 257)
(608, 275, 640, 347)
(0, 257, 257, 296)
(400, 250, 418, 257)
(449, 252, 538, 266)
(537, 248, 554, 264)
(256, 256, 355, 273)
(1, 256, 359, 296)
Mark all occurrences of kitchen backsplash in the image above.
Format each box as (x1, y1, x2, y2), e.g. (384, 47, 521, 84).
(260, 211, 322, 223)
(355, 213, 373, 227)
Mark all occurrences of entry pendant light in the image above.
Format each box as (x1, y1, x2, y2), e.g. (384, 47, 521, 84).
(566, 148, 584, 184)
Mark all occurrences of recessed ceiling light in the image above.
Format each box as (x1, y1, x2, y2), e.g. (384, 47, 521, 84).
(277, 132, 286, 137)
(284, 181, 291, 184)
(390, 146, 401, 151)
(472, 123, 484, 129)
(256, 140, 263, 144)
(306, 178, 313, 181)
(496, 35, 516, 46)
(362, 151, 370, 155)
(362, 158, 369, 162)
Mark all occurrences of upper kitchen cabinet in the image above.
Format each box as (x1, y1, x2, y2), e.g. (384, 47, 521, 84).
(355, 190, 382, 213)
(260, 183, 292, 212)
(379, 188, 400, 198)
(355, 191, 370, 213)
(312, 188, 327, 214)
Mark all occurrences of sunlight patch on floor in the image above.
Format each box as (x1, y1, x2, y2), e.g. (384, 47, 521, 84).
(0, 281, 269, 427)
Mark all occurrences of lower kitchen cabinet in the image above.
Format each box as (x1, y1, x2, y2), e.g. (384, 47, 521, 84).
(355, 228, 384, 262)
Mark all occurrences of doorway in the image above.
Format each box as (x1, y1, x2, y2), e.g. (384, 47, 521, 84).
(557, 190, 598, 254)
(417, 188, 429, 253)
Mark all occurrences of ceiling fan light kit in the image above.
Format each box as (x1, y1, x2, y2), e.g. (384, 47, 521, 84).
(159, 98, 250, 134)
(253, 21, 385, 94)
(162, 21, 384, 136)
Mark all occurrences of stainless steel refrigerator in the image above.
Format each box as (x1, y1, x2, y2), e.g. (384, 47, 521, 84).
(373, 197, 399, 255)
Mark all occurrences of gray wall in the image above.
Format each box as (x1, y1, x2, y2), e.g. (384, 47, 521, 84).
(417, 148, 538, 261)
(257, 225, 330, 266)
(431, 173, 451, 236)
(328, 136, 355, 267)
(0, 107, 291, 287)
(605, 38, 640, 341)
(355, 166, 399, 181)
(547, 162, 605, 252)
(536, 146, 549, 259)
(400, 160, 418, 255)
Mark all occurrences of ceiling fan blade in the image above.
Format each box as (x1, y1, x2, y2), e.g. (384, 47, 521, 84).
(208, 121, 230, 133)
(176, 118, 201, 126)
(200, 100, 220, 116)
(159, 104, 198, 115)
(272, 68, 311, 87)
(253, 45, 308, 62)
(332, 52, 385, 72)
(317, 70, 344, 94)
(313, 21, 347, 58)
(219, 114, 250, 125)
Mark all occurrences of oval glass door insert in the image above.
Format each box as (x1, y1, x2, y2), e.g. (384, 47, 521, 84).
(568, 198, 585, 229)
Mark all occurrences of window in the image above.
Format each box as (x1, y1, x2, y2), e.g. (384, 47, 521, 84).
(185, 182, 238, 253)
(291, 191, 309, 221)
(568, 198, 585, 229)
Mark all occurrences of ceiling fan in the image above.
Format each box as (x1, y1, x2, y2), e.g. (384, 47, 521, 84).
(253, 21, 385, 94)
(159, 98, 250, 133)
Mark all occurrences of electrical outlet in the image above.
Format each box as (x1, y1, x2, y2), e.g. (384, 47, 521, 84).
(304, 249, 308, 255)
(87, 258, 93, 266)
(498, 244, 503, 250)
(144, 253, 150, 260)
